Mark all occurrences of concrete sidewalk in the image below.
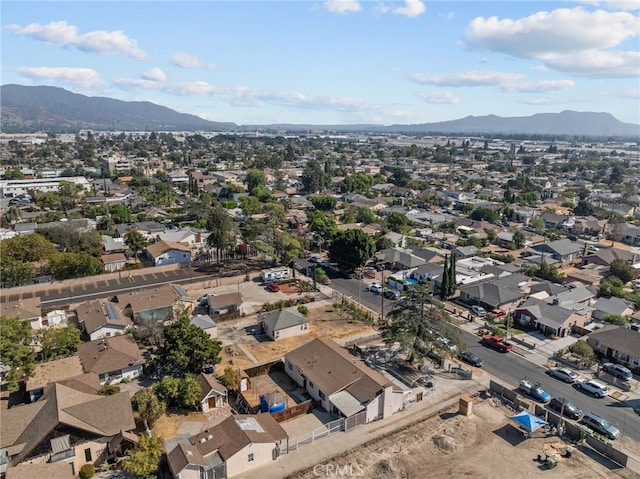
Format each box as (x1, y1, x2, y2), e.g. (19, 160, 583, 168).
(254, 376, 488, 479)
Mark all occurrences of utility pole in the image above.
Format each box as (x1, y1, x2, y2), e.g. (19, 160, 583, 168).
(380, 270, 385, 321)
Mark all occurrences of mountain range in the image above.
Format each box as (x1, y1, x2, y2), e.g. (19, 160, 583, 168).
(1, 84, 639, 138)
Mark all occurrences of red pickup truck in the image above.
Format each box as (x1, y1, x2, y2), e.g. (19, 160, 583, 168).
(481, 335, 513, 353)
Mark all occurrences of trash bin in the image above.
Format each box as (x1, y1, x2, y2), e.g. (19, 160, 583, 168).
(546, 453, 559, 469)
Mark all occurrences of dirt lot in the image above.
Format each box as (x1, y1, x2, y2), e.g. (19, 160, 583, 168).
(286, 398, 639, 479)
(216, 300, 377, 370)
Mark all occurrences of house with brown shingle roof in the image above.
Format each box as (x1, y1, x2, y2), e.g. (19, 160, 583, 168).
(586, 325, 640, 370)
(76, 335, 143, 385)
(75, 299, 133, 341)
(0, 381, 136, 474)
(24, 356, 87, 403)
(100, 252, 127, 272)
(196, 373, 228, 413)
(284, 338, 405, 421)
(1, 297, 42, 330)
(167, 413, 287, 479)
(5, 462, 74, 479)
(146, 239, 191, 266)
(117, 283, 194, 323)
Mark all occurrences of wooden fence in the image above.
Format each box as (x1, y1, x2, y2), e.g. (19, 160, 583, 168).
(271, 399, 313, 423)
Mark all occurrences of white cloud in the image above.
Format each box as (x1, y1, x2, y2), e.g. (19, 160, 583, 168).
(141, 68, 166, 82)
(417, 91, 460, 104)
(464, 7, 639, 77)
(409, 70, 525, 87)
(170, 52, 212, 69)
(501, 79, 575, 93)
(575, 0, 640, 11)
(323, 0, 361, 14)
(392, 0, 426, 18)
(6, 21, 147, 60)
(17, 66, 102, 89)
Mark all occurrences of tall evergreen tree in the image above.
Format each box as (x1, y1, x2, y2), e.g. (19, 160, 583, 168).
(448, 253, 457, 298)
(440, 255, 449, 300)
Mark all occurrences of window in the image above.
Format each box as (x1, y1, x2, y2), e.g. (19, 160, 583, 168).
(105, 332, 111, 337)
(248, 453, 254, 462)
(319, 391, 326, 400)
(84, 448, 92, 462)
(287, 361, 292, 371)
(309, 381, 314, 390)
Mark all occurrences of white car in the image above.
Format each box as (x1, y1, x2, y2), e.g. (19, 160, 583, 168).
(369, 284, 383, 295)
(546, 367, 578, 383)
(576, 379, 609, 398)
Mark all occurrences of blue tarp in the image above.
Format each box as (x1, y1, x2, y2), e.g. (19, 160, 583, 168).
(510, 410, 547, 432)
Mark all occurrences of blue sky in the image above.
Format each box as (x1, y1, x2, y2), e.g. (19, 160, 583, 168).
(2, 1, 639, 126)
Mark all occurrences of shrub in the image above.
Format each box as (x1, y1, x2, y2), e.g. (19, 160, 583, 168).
(79, 463, 95, 479)
(297, 305, 309, 316)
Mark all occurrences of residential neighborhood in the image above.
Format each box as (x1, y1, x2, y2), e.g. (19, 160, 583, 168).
(1, 130, 640, 478)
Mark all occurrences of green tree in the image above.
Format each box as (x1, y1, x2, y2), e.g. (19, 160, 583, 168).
(99, 384, 121, 396)
(206, 202, 234, 262)
(602, 314, 629, 326)
(301, 159, 326, 193)
(1, 233, 56, 262)
(328, 229, 375, 269)
(122, 434, 164, 479)
(0, 316, 36, 392)
(0, 256, 36, 287)
(79, 464, 95, 479)
(156, 316, 222, 374)
(386, 212, 410, 234)
(610, 258, 636, 283)
(47, 252, 103, 280)
(132, 388, 167, 431)
(569, 340, 595, 366)
(38, 324, 82, 360)
(152, 374, 201, 409)
(310, 195, 337, 212)
(513, 230, 526, 249)
(469, 207, 499, 223)
(245, 168, 267, 191)
(239, 195, 261, 216)
(58, 180, 84, 212)
(440, 255, 450, 301)
(356, 207, 377, 224)
(447, 253, 457, 298)
(125, 229, 146, 263)
(529, 216, 545, 233)
(523, 261, 565, 283)
(573, 200, 595, 216)
(218, 366, 240, 391)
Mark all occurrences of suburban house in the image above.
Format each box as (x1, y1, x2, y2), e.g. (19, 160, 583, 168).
(166, 414, 287, 479)
(0, 381, 136, 475)
(146, 240, 192, 266)
(533, 238, 585, 263)
(23, 356, 95, 403)
(197, 373, 228, 413)
(100, 252, 128, 272)
(2, 297, 42, 330)
(259, 307, 309, 341)
(117, 283, 194, 323)
(375, 247, 426, 270)
(582, 247, 636, 268)
(76, 335, 144, 385)
(458, 273, 531, 312)
(101, 235, 126, 254)
(115, 221, 166, 241)
(587, 325, 640, 370)
(206, 292, 243, 316)
(190, 314, 217, 338)
(76, 300, 133, 341)
(590, 297, 635, 322)
(284, 338, 404, 422)
(514, 297, 586, 337)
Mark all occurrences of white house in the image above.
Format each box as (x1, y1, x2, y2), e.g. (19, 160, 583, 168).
(260, 266, 291, 283)
(284, 338, 404, 422)
(196, 373, 228, 413)
(259, 307, 309, 341)
(76, 299, 133, 341)
(146, 240, 192, 266)
(77, 335, 144, 385)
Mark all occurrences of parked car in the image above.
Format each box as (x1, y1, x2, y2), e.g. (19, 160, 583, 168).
(437, 337, 458, 352)
(481, 335, 513, 352)
(580, 412, 620, 440)
(459, 350, 483, 367)
(546, 367, 578, 383)
(266, 283, 280, 292)
(309, 256, 320, 263)
(601, 362, 633, 381)
(365, 281, 380, 291)
(486, 309, 506, 319)
(547, 397, 582, 420)
(369, 284, 382, 295)
(471, 305, 487, 317)
(518, 378, 552, 403)
(575, 379, 609, 398)
(384, 289, 400, 300)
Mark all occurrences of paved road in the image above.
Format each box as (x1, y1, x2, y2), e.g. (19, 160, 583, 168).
(460, 329, 640, 442)
(326, 276, 640, 443)
(0, 266, 217, 307)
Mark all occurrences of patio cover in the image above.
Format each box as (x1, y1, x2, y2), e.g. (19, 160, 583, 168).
(330, 390, 365, 417)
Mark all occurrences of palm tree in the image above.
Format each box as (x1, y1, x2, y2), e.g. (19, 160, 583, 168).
(4, 206, 21, 225)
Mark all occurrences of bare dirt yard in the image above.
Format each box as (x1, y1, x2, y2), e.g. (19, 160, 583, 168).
(286, 398, 639, 479)
(217, 300, 377, 370)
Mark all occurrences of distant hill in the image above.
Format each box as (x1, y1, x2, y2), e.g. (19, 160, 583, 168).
(0, 84, 236, 132)
(1, 84, 638, 138)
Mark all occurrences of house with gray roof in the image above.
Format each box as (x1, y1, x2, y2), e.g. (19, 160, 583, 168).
(190, 314, 217, 339)
(459, 273, 531, 312)
(375, 247, 426, 270)
(117, 283, 194, 323)
(591, 297, 634, 322)
(514, 296, 586, 337)
(586, 325, 640, 371)
(77, 335, 144, 385)
(76, 299, 133, 341)
(259, 307, 309, 341)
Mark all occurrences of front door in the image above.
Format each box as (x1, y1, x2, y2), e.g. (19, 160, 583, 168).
(208, 396, 217, 408)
